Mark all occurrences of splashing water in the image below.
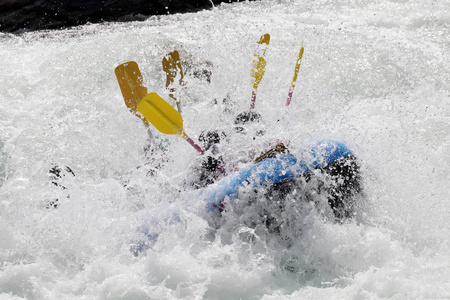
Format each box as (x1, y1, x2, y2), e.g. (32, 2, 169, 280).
(0, 0, 449, 299)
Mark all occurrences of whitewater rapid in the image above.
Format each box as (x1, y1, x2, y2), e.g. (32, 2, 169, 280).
(1, 0, 449, 299)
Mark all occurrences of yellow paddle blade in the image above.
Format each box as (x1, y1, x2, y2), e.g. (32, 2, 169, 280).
(286, 41, 305, 106)
(115, 61, 149, 126)
(251, 33, 270, 90)
(290, 41, 304, 88)
(162, 50, 184, 88)
(162, 50, 184, 112)
(137, 92, 183, 135)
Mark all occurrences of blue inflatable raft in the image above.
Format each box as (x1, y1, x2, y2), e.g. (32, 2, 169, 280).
(194, 139, 356, 213)
(134, 139, 359, 253)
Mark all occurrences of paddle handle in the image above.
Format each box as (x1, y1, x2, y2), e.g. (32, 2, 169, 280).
(286, 86, 294, 106)
(185, 137, 205, 155)
(250, 91, 257, 110)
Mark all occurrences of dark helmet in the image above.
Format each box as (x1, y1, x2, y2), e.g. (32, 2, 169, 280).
(234, 111, 262, 125)
(199, 130, 226, 151)
(49, 165, 75, 187)
(234, 111, 265, 137)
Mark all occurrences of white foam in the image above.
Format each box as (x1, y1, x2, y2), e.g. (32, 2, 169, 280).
(0, 0, 449, 298)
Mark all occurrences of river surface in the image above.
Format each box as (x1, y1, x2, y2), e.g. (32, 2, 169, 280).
(0, 0, 449, 299)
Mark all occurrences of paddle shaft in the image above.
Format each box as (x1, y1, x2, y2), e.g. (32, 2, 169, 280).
(286, 86, 295, 107)
(250, 92, 257, 110)
(185, 136, 205, 155)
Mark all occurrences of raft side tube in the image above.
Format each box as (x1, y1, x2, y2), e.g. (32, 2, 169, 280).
(199, 140, 354, 212)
